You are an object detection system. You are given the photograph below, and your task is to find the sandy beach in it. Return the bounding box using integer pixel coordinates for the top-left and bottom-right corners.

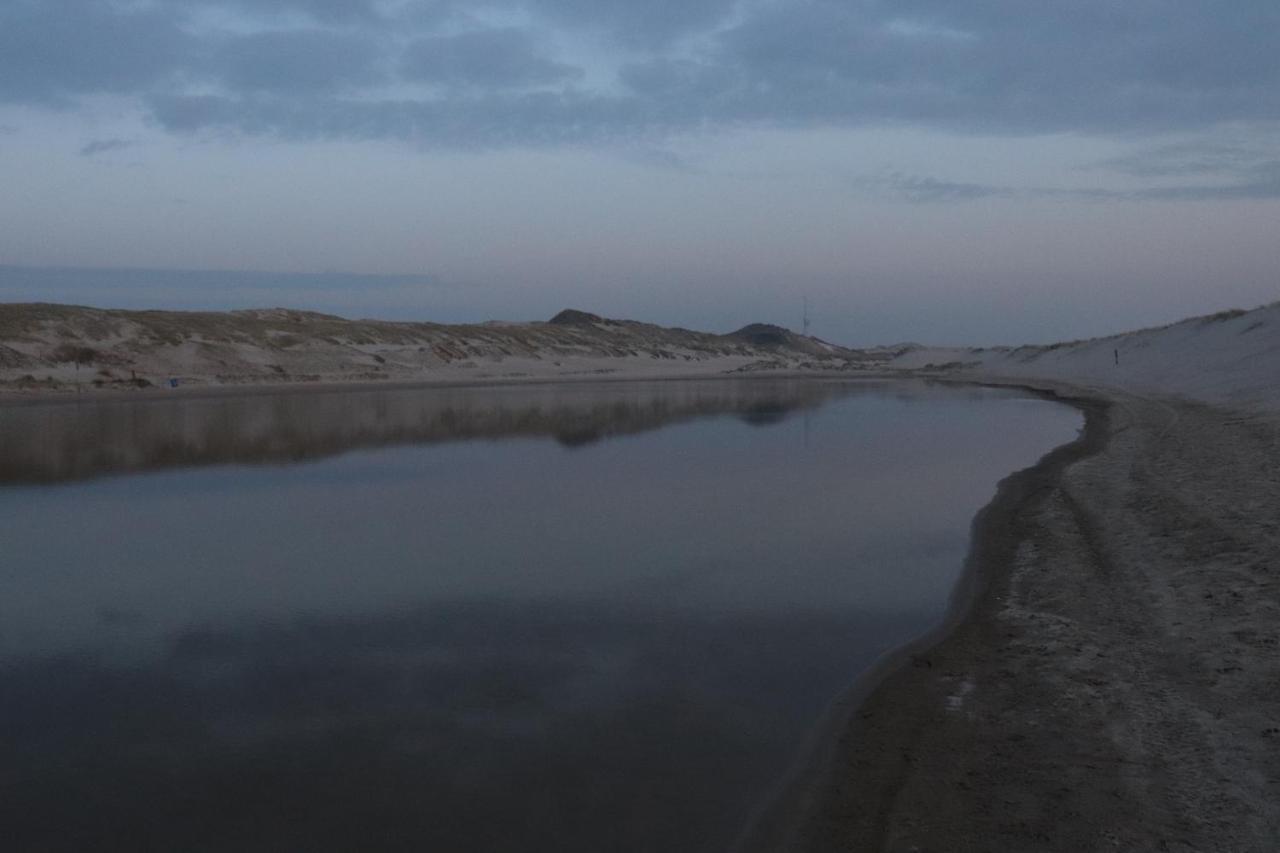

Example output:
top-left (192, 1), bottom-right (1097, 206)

top-left (752, 380), bottom-right (1280, 852)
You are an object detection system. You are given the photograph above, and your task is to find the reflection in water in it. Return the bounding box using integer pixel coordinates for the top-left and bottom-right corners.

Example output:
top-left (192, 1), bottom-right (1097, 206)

top-left (0, 379), bottom-right (1081, 852)
top-left (0, 379), bottom-right (859, 484)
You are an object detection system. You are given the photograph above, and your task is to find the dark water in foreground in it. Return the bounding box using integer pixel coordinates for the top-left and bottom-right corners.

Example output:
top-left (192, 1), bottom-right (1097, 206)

top-left (0, 379), bottom-right (1080, 852)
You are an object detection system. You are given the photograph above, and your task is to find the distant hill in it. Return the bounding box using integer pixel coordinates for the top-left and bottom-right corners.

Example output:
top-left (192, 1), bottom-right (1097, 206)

top-left (0, 304), bottom-right (872, 393)
top-left (725, 323), bottom-right (849, 358)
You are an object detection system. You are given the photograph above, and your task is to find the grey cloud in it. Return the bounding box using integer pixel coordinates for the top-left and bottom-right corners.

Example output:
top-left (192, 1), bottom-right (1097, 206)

top-left (1131, 163), bottom-right (1280, 201)
top-left (723, 4), bottom-right (973, 86)
top-left (269, 0), bottom-right (382, 21)
top-left (857, 173), bottom-right (1014, 203)
top-left (147, 91), bottom-right (651, 149)
top-left (402, 29), bottom-right (581, 89)
top-left (713, 0), bottom-right (1280, 134)
top-left (5, 0), bottom-right (1280, 154)
top-left (616, 147), bottom-right (699, 172)
top-left (211, 30), bottom-right (385, 94)
top-left (80, 138), bottom-right (134, 157)
top-left (1085, 136), bottom-right (1280, 198)
top-left (860, 165), bottom-right (1280, 204)
top-left (1096, 140), bottom-right (1280, 178)
top-left (526, 0), bottom-right (739, 46)
top-left (618, 59), bottom-right (744, 101)
top-left (169, 0), bottom-right (387, 24)
top-left (0, 0), bottom-right (188, 104)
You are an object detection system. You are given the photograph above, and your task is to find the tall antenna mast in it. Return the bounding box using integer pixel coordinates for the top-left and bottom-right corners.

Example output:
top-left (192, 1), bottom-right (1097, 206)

top-left (802, 295), bottom-right (811, 337)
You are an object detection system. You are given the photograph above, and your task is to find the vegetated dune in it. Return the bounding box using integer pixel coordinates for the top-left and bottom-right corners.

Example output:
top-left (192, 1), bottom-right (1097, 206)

top-left (4, 299), bottom-right (1277, 405)
top-left (888, 300), bottom-right (1280, 411)
top-left (0, 304), bottom-right (867, 392)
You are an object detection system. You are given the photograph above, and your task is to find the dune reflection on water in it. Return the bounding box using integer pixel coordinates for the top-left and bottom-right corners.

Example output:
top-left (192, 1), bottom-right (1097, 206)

top-left (0, 378), bottom-right (864, 484)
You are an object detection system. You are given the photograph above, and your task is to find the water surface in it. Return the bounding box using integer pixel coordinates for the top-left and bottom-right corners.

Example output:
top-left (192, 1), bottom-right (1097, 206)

top-left (0, 379), bottom-right (1079, 852)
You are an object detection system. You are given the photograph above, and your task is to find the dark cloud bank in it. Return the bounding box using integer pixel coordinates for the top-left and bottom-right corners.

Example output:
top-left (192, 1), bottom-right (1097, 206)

top-left (4, 1), bottom-right (1279, 187)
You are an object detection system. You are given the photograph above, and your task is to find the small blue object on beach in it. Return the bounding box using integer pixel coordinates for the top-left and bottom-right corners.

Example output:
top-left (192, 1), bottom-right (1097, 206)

top-left (169, 378), bottom-right (179, 388)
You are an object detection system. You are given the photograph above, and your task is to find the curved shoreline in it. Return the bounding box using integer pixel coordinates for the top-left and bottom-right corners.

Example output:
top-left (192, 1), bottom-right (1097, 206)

top-left (738, 384), bottom-right (1109, 852)
top-left (767, 381), bottom-right (1280, 851)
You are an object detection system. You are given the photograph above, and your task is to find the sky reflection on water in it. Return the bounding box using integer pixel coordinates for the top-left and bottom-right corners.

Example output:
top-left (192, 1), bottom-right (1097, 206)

top-left (0, 379), bottom-right (1080, 852)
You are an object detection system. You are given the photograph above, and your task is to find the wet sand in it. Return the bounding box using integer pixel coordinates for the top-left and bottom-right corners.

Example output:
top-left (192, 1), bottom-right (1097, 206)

top-left (757, 382), bottom-right (1280, 851)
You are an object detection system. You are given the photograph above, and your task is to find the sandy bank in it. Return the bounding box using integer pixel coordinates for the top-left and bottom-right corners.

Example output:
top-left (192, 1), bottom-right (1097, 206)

top-left (0, 303), bottom-right (867, 397)
top-left (767, 380), bottom-right (1280, 851)
top-left (892, 300), bottom-right (1280, 413)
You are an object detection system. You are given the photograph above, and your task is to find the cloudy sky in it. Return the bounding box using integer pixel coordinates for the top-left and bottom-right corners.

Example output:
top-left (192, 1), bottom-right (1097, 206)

top-left (1, 0), bottom-right (1277, 344)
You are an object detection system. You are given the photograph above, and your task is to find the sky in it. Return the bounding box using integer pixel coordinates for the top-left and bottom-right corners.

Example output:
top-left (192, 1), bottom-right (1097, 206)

top-left (0, 0), bottom-right (1278, 345)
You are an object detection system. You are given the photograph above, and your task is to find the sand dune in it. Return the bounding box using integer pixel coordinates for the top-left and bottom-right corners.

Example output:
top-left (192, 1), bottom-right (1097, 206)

top-left (890, 300), bottom-right (1280, 412)
top-left (4, 299), bottom-right (1275, 411)
top-left (0, 304), bottom-right (863, 393)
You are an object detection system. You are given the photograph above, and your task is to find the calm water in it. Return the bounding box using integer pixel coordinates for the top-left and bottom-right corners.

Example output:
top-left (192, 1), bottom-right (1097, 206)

top-left (0, 379), bottom-right (1080, 852)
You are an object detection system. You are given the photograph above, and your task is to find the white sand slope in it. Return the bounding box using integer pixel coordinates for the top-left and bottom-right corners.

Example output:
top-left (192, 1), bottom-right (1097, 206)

top-left (889, 301), bottom-right (1280, 412)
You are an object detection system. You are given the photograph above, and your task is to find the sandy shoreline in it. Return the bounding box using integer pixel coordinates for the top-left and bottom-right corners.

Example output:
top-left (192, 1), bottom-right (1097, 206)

top-left (758, 379), bottom-right (1280, 852)
top-left (0, 362), bottom-right (861, 408)
top-left (736, 382), bottom-right (1106, 852)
